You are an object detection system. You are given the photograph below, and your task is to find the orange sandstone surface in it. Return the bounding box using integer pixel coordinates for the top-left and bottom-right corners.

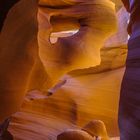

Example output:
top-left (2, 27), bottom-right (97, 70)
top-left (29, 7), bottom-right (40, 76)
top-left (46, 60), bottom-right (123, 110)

top-left (0, 0), bottom-right (128, 139)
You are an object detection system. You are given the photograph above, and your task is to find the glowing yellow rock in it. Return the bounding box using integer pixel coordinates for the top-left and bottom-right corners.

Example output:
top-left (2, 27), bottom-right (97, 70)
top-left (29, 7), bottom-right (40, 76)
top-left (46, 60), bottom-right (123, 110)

top-left (38, 0), bottom-right (117, 84)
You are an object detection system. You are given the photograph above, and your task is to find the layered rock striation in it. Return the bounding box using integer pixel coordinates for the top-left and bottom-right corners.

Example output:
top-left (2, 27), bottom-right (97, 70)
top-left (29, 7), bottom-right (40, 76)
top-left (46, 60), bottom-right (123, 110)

top-left (0, 0), bottom-right (129, 140)
top-left (0, 0), bottom-right (39, 122)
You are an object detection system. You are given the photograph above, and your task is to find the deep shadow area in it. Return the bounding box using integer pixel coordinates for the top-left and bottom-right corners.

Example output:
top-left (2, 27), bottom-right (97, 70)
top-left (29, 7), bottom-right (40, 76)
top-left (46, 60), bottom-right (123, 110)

top-left (0, 0), bottom-right (19, 31)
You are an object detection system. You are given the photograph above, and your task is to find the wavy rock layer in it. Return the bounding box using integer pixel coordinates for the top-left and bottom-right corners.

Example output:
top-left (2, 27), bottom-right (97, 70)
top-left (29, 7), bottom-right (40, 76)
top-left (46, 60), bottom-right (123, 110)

top-left (38, 0), bottom-right (117, 84)
top-left (0, 0), bottom-right (128, 140)
top-left (8, 45), bottom-right (127, 139)
top-left (119, 1), bottom-right (140, 139)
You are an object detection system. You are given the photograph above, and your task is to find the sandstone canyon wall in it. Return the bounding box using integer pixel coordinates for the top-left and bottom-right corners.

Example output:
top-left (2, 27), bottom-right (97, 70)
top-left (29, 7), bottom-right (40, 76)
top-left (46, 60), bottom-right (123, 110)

top-left (119, 0), bottom-right (140, 140)
top-left (0, 0), bottom-right (39, 122)
top-left (0, 0), bottom-right (130, 140)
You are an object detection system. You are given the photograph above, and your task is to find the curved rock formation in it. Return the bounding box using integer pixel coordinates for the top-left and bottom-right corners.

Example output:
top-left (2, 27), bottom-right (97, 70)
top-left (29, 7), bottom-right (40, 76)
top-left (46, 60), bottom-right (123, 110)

top-left (39, 0), bottom-right (86, 7)
top-left (0, 0), bottom-right (117, 123)
top-left (119, 0), bottom-right (140, 140)
top-left (57, 129), bottom-right (93, 140)
top-left (0, 0), bottom-right (129, 139)
top-left (8, 45), bottom-right (127, 139)
top-left (38, 0), bottom-right (117, 84)
top-left (104, 7), bottom-right (129, 48)
top-left (0, 0), bottom-right (38, 122)
top-left (82, 120), bottom-right (109, 140)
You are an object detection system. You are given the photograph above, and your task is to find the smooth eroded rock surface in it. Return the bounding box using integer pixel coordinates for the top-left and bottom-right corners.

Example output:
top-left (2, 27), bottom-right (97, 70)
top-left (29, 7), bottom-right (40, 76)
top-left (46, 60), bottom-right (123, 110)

top-left (82, 120), bottom-right (109, 140)
top-left (9, 45), bottom-right (127, 139)
top-left (57, 129), bottom-right (93, 140)
top-left (0, 0), bottom-right (129, 140)
top-left (0, 0), bottom-right (38, 122)
top-left (38, 0), bottom-right (117, 84)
